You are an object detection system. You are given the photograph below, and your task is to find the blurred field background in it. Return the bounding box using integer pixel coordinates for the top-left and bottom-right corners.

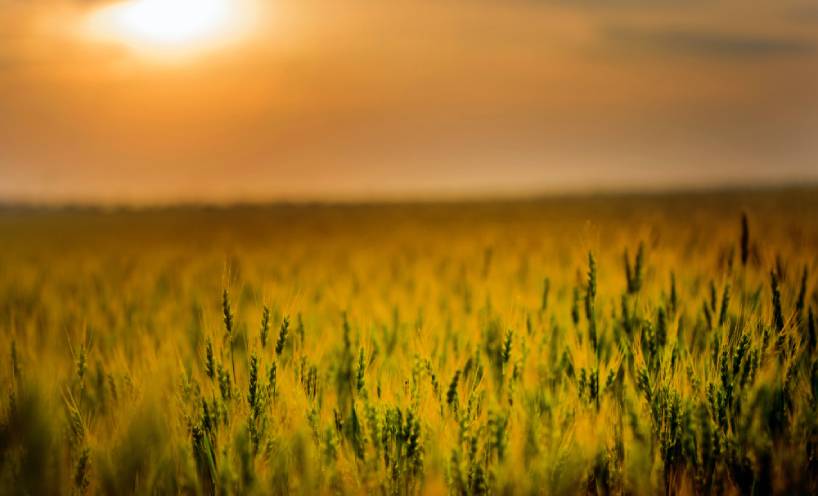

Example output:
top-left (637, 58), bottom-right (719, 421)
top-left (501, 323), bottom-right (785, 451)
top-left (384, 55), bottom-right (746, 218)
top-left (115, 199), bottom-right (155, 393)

top-left (1, 188), bottom-right (818, 494)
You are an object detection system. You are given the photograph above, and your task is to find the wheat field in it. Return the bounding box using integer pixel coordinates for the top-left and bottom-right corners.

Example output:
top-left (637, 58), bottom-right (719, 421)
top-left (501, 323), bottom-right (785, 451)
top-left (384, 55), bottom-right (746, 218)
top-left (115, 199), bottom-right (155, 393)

top-left (1, 189), bottom-right (817, 495)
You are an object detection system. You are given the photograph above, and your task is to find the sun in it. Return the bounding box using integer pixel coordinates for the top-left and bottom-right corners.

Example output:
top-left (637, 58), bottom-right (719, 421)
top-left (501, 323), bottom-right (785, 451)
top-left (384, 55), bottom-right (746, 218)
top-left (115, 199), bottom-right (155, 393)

top-left (85, 0), bottom-right (255, 58)
top-left (110, 0), bottom-right (229, 45)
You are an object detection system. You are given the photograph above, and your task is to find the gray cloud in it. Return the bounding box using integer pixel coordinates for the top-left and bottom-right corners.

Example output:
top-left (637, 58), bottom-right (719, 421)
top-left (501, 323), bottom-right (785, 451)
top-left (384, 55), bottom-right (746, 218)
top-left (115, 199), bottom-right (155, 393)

top-left (790, 4), bottom-right (818, 23)
top-left (605, 26), bottom-right (817, 57)
top-left (545, 0), bottom-right (704, 6)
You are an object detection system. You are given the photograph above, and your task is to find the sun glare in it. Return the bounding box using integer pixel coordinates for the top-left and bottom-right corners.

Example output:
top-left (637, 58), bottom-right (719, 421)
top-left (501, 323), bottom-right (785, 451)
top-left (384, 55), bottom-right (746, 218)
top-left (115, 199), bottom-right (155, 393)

top-left (114, 0), bottom-right (228, 44)
top-left (86, 0), bottom-right (255, 58)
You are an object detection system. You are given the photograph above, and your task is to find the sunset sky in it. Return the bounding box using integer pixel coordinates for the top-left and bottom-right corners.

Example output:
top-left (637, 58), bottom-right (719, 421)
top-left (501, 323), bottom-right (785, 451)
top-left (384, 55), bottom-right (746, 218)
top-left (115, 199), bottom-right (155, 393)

top-left (1, 0), bottom-right (817, 203)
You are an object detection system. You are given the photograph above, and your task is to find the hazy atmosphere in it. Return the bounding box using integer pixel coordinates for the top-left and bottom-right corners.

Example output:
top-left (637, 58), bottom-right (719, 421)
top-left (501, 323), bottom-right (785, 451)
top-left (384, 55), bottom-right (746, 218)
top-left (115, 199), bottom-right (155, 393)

top-left (2, 0), bottom-right (817, 203)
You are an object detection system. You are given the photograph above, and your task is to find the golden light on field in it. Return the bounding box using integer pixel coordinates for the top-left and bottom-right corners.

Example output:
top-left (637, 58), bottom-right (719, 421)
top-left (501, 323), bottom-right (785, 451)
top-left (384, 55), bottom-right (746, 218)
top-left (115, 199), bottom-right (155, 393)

top-left (85, 0), bottom-right (254, 58)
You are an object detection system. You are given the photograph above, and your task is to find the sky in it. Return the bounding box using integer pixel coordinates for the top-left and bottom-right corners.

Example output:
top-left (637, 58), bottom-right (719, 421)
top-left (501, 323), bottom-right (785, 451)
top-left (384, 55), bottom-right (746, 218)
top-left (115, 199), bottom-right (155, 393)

top-left (1, 0), bottom-right (817, 203)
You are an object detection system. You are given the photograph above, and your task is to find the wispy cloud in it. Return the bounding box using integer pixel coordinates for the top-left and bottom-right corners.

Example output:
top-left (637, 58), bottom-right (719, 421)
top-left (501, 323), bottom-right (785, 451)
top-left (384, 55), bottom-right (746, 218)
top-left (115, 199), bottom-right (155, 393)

top-left (789, 4), bottom-right (818, 23)
top-left (605, 25), bottom-right (817, 57)
top-left (545, 0), bottom-right (706, 7)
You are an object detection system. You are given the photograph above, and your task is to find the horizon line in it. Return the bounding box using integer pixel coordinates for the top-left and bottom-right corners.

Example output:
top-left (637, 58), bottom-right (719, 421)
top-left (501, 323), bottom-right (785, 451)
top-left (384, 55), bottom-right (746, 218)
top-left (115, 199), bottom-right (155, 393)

top-left (1, 181), bottom-right (817, 212)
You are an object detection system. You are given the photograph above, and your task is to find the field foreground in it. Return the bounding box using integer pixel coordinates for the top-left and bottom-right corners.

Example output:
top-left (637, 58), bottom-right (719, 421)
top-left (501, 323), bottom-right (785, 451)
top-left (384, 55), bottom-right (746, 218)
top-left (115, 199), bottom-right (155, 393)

top-left (1, 189), bottom-right (818, 494)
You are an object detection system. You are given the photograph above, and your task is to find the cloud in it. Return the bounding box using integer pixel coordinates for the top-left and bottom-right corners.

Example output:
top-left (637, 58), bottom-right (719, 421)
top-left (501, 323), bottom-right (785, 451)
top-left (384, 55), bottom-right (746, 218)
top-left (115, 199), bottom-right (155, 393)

top-left (605, 26), bottom-right (817, 57)
top-left (545, 0), bottom-right (704, 7)
top-left (790, 4), bottom-right (818, 22)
